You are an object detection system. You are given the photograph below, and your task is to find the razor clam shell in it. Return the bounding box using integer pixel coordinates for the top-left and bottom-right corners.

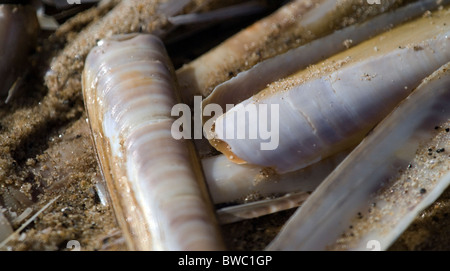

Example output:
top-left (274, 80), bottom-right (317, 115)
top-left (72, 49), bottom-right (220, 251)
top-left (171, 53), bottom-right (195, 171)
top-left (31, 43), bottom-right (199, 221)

top-left (177, 0), bottom-right (404, 105)
top-left (0, 4), bottom-right (39, 102)
top-left (168, 1), bottom-right (266, 26)
top-left (203, 0), bottom-right (448, 111)
top-left (213, 8), bottom-right (450, 173)
top-left (203, 150), bottom-right (349, 204)
top-left (267, 61), bottom-right (450, 251)
top-left (217, 192), bottom-right (310, 224)
top-left (42, 0), bottom-right (101, 9)
top-left (83, 33), bottom-right (224, 250)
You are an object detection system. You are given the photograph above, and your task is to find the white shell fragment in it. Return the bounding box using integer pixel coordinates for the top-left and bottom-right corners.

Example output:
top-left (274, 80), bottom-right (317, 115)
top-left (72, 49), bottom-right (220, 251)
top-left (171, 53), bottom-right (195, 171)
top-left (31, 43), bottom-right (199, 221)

top-left (212, 7), bottom-right (450, 173)
top-left (267, 62), bottom-right (450, 251)
top-left (82, 34), bottom-right (224, 250)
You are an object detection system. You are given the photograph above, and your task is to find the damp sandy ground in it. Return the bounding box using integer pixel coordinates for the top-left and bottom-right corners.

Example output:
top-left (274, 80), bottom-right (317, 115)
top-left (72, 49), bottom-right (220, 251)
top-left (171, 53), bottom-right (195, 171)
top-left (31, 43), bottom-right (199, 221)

top-left (0, 0), bottom-right (449, 251)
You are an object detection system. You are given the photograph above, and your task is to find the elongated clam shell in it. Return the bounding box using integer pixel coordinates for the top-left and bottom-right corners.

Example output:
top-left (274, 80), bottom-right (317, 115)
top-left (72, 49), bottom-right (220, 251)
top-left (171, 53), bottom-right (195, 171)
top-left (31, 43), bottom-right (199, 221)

top-left (267, 62), bottom-right (450, 251)
top-left (217, 192), bottom-right (310, 224)
top-left (212, 7), bottom-right (450, 173)
top-left (0, 4), bottom-right (39, 102)
top-left (177, 0), bottom-right (404, 105)
top-left (167, 1), bottom-right (267, 26)
top-left (203, 0), bottom-right (448, 112)
top-left (83, 34), bottom-right (224, 251)
top-left (203, 150), bottom-right (349, 204)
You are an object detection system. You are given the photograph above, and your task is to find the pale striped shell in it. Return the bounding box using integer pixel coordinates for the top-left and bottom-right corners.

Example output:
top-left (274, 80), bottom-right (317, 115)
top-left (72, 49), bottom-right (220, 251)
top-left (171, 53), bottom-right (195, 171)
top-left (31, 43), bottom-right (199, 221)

top-left (212, 8), bottom-right (450, 173)
top-left (83, 34), bottom-right (224, 250)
